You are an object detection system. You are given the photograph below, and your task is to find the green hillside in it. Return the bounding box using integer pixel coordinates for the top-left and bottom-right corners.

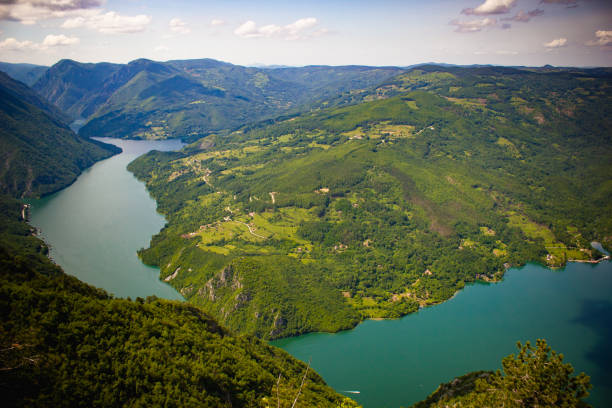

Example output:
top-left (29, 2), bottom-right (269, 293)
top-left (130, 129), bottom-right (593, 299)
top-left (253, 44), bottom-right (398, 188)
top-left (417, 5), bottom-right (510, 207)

top-left (411, 340), bottom-right (591, 408)
top-left (33, 59), bottom-right (122, 119)
top-left (34, 58), bottom-right (404, 142)
top-left (0, 72), bottom-right (119, 198)
top-left (0, 62), bottom-right (48, 87)
top-left (0, 195), bottom-right (357, 407)
top-left (128, 66), bottom-right (612, 339)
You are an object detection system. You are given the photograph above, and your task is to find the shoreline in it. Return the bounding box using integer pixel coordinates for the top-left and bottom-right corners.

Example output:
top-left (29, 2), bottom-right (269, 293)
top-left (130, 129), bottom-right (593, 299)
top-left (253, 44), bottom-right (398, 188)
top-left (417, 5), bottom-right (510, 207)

top-left (271, 256), bottom-right (612, 341)
top-left (567, 256), bottom-right (610, 264)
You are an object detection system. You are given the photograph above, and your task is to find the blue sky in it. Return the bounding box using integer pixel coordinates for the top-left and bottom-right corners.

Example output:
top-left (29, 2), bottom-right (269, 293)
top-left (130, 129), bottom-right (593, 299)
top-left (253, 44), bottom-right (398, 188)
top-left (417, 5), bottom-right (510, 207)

top-left (0, 0), bottom-right (610, 67)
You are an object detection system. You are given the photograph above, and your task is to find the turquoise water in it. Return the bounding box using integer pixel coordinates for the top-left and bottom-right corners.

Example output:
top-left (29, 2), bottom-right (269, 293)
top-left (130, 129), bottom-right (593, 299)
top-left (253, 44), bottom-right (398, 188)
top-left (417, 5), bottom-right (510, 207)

top-left (26, 137), bottom-right (612, 407)
top-left (273, 261), bottom-right (612, 407)
top-left (28, 138), bottom-right (184, 300)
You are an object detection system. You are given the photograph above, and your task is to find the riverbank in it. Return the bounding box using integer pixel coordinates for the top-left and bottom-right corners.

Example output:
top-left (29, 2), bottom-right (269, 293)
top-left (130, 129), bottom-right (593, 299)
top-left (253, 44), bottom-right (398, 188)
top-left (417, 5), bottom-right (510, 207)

top-left (27, 138), bottom-right (184, 300)
top-left (349, 254), bottom-right (609, 335)
top-left (273, 259), bottom-right (612, 407)
top-left (25, 135), bottom-right (611, 407)
top-left (568, 256), bottom-right (611, 264)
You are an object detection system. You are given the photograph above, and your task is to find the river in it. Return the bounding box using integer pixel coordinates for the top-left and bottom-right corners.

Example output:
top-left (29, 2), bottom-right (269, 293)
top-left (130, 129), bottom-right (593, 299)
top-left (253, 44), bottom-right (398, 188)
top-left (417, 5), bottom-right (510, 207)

top-left (273, 260), bottom-right (612, 407)
top-left (28, 137), bottom-right (612, 407)
top-left (28, 138), bottom-right (184, 300)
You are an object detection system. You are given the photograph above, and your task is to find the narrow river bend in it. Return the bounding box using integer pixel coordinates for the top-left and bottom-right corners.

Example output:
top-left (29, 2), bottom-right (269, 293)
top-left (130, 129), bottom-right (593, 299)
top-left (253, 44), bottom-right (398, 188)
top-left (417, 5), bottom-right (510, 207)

top-left (28, 138), bottom-right (184, 300)
top-left (28, 137), bottom-right (612, 407)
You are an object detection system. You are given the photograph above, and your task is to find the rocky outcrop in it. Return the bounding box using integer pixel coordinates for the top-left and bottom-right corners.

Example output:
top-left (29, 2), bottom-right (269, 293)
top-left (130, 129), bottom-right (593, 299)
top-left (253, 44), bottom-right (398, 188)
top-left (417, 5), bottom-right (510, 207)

top-left (200, 265), bottom-right (244, 303)
top-left (269, 311), bottom-right (287, 338)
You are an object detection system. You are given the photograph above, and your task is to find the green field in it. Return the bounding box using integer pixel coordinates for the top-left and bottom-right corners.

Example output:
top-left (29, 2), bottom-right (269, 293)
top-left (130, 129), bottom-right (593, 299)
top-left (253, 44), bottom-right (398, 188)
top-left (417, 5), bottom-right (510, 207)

top-left (129, 65), bottom-right (612, 339)
top-left (0, 195), bottom-right (356, 407)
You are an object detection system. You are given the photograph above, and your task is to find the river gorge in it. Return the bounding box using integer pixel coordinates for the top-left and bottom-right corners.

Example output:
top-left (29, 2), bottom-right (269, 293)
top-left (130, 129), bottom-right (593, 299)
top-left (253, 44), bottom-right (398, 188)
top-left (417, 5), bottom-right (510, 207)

top-left (28, 138), bottom-right (612, 407)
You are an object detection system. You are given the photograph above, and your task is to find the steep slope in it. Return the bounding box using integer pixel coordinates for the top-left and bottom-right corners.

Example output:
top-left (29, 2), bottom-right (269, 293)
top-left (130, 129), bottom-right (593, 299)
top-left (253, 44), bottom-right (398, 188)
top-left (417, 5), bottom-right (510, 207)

top-left (0, 62), bottom-right (48, 87)
top-left (168, 58), bottom-right (307, 104)
top-left (33, 59), bottom-right (122, 119)
top-left (0, 72), bottom-right (120, 197)
top-left (0, 71), bottom-right (68, 124)
top-left (265, 65), bottom-right (405, 104)
top-left (35, 58), bottom-right (406, 142)
top-left (0, 195), bottom-right (356, 407)
top-left (79, 59), bottom-right (278, 141)
top-left (128, 66), bottom-right (612, 339)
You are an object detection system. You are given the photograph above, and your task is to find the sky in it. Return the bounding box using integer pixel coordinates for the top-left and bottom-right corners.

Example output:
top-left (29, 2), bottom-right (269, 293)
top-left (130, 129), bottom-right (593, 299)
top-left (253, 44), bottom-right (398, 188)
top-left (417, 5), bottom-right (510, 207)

top-left (0, 0), bottom-right (610, 67)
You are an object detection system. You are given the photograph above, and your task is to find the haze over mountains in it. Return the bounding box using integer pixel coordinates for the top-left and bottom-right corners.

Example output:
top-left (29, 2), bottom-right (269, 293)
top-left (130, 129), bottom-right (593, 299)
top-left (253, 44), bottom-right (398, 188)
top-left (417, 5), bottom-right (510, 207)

top-left (23, 58), bottom-right (403, 142)
top-left (0, 56), bottom-right (609, 407)
top-left (0, 62), bottom-right (47, 87)
top-left (127, 63), bottom-right (612, 339)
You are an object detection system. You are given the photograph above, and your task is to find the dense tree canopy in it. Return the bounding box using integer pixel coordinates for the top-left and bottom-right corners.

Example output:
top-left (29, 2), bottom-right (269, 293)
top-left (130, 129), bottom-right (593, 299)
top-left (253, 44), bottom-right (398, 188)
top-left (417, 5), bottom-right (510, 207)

top-left (128, 66), bottom-right (612, 339)
top-left (412, 339), bottom-right (592, 408)
top-left (0, 195), bottom-right (355, 407)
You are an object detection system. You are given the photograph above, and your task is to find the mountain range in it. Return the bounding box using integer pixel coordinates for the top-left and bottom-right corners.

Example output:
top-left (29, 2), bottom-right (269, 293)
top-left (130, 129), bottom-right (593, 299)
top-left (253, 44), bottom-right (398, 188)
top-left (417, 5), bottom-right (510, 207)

top-left (128, 64), bottom-right (612, 339)
top-left (0, 57), bottom-right (607, 407)
top-left (25, 58), bottom-right (404, 142)
top-left (0, 72), bottom-right (119, 198)
top-left (0, 62), bottom-right (47, 87)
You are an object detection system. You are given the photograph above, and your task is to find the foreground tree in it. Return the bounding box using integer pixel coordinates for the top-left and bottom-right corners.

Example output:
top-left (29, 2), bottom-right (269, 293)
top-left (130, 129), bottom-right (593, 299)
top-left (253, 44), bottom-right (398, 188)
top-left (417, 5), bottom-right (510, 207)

top-left (413, 339), bottom-right (592, 408)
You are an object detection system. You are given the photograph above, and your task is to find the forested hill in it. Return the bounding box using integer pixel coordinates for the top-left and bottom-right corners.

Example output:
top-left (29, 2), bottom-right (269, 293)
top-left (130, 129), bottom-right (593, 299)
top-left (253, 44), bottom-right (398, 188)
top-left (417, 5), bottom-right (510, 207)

top-left (410, 340), bottom-right (591, 408)
top-left (33, 58), bottom-right (404, 142)
top-left (0, 62), bottom-right (48, 87)
top-left (0, 195), bottom-right (356, 407)
top-left (0, 72), bottom-right (120, 198)
top-left (128, 65), bottom-right (612, 339)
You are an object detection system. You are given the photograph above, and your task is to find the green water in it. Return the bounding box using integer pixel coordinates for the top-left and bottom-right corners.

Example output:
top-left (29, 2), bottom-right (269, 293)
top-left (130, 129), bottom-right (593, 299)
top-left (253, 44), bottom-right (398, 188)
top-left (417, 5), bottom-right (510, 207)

top-left (273, 261), bottom-right (612, 407)
top-left (26, 137), bottom-right (612, 407)
top-left (28, 138), bottom-right (184, 300)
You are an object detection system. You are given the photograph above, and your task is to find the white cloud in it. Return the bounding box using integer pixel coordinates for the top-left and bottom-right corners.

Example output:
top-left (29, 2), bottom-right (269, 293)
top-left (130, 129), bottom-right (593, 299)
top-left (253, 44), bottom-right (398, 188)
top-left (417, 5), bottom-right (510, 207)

top-left (450, 17), bottom-right (498, 33)
top-left (62, 10), bottom-right (151, 34)
top-left (211, 19), bottom-right (225, 26)
top-left (42, 33), bottom-right (79, 46)
top-left (586, 30), bottom-right (612, 47)
top-left (234, 17), bottom-right (325, 40)
top-left (1, 1), bottom-right (151, 35)
top-left (284, 17), bottom-right (317, 39)
top-left (169, 17), bottom-right (190, 35)
top-left (502, 9), bottom-right (544, 23)
top-left (235, 20), bottom-right (275, 38)
top-left (0, 0), bottom-right (102, 24)
top-left (462, 0), bottom-right (516, 16)
top-left (234, 21), bottom-right (257, 37)
top-left (312, 28), bottom-right (331, 37)
top-left (473, 49), bottom-right (518, 55)
top-left (544, 37), bottom-right (568, 48)
top-left (0, 37), bottom-right (36, 50)
top-left (540, 0), bottom-right (578, 4)
top-left (155, 45), bottom-right (169, 52)
top-left (496, 50), bottom-right (518, 55)
top-left (0, 33), bottom-right (80, 51)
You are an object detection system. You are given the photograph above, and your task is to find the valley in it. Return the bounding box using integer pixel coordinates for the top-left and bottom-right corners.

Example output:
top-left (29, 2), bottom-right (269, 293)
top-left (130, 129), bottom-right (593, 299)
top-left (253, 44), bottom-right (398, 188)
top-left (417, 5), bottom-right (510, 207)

top-left (1, 57), bottom-right (610, 408)
top-left (127, 66), bottom-right (612, 340)
top-left (27, 138), bottom-right (184, 300)
top-left (32, 58), bottom-right (405, 143)
top-left (2, 0), bottom-right (612, 403)
top-left (0, 72), bottom-right (120, 198)
top-left (20, 132), bottom-right (612, 406)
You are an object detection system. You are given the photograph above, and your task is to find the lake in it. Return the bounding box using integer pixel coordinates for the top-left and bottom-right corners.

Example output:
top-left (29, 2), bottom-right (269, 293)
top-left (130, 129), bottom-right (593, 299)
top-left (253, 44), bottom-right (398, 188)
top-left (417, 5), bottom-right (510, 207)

top-left (28, 137), bottom-right (611, 407)
top-left (273, 260), bottom-right (612, 407)
top-left (28, 138), bottom-right (184, 300)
